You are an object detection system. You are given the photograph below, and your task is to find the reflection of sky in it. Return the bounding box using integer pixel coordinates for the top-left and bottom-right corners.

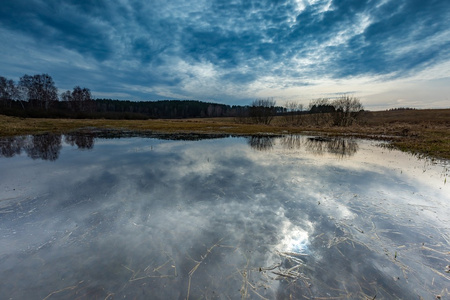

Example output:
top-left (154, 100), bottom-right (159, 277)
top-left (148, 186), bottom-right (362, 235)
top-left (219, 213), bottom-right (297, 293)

top-left (277, 218), bottom-right (311, 254)
top-left (0, 135), bottom-right (449, 299)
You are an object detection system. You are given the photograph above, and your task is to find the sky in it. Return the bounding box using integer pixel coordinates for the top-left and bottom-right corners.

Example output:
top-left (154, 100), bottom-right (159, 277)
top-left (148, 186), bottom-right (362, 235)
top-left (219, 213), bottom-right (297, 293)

top-left (1, 0), bottom-right (449, 110)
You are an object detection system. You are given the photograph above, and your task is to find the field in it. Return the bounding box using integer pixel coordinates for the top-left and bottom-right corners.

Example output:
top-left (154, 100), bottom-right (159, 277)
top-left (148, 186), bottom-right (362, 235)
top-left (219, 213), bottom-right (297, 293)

top-left (1, 109), bottom-right (449, 159)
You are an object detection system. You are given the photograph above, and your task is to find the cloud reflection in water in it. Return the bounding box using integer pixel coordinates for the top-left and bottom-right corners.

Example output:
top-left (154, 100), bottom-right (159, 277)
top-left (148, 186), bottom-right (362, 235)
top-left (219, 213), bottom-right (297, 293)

top-left (277, 219), bottom-right (311, 255)
top-left (0, 134), bottom-right (449, 299)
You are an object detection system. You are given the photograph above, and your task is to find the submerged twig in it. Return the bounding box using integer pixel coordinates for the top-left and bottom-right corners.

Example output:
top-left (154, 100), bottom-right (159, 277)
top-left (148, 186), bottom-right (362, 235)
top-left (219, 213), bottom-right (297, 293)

top-left (42, 281), bottom-right (84, 300)
top-left (259, 262), bottom-right (282, 272)
top-left (186, 238), bottom-right (224, 300)
top-left (122, 253), bottom-right (177, 284)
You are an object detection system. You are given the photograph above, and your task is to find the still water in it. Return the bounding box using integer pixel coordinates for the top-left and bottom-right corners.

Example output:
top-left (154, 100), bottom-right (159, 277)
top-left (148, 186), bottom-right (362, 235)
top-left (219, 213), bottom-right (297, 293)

top-left (0, 133), bottom-right (449, 299)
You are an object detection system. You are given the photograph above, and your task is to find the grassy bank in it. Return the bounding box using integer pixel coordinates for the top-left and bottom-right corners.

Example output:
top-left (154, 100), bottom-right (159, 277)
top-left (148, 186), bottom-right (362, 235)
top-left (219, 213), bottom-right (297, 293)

top-left (1, 110), bottom-right (449, 160)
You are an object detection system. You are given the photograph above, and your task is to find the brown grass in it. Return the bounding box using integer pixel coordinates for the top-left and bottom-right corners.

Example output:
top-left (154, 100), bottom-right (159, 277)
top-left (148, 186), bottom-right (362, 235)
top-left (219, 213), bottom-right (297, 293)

top-left (1, 109), bottom-right (449, 159)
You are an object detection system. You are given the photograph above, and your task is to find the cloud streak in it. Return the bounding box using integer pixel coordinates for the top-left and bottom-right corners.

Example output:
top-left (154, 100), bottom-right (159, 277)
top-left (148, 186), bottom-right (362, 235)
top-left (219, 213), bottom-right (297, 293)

top-left (0, 0), bottom-right (449, 108)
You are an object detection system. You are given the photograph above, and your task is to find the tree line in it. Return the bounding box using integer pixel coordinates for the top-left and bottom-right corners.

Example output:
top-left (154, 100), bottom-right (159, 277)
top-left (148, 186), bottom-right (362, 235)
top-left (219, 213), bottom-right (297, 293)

top-left (246, 96), bottom-right (364, 127)
top-left (1, 73), bottom-right (364, 126)
top-left (94, 99), bottom-right (248, 119)
top-left (0, 73), bottom-right (248, 119)
top-left (0, 74), bottom-right (95, 115)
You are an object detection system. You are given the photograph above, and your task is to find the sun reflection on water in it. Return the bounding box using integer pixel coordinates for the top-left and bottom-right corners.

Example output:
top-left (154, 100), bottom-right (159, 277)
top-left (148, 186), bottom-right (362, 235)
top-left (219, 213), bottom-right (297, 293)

top-left (276, 220), bottom-right (311, 254)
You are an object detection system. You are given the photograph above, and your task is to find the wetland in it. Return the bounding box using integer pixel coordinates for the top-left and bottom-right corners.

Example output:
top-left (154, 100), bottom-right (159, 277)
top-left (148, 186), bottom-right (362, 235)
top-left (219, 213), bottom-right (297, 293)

top-left (0, 133), bottom-right (449, 299)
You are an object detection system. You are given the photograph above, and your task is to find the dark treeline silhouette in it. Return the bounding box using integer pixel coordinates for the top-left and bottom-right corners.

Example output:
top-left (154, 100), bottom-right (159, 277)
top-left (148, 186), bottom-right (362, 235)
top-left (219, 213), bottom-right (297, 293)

top-left (1, 97), bottom-right (249, 120)
top-left (1, 73), bottom-right (363, 124)
top-left (248, 98), bottom-right (278, 125)
top-left (0, 73), bottom-right (251, 119)
top-left (387, 107), bottom-right (417, 111)
top-left (94, 99), bottom-right (247, 119)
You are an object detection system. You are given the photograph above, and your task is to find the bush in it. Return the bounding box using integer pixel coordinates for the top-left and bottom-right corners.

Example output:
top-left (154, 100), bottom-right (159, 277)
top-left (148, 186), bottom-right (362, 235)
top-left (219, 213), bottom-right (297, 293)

top-left (331, 96), bottom-right (364, 126)
top-left (249, 98), bottom-right (276, 125)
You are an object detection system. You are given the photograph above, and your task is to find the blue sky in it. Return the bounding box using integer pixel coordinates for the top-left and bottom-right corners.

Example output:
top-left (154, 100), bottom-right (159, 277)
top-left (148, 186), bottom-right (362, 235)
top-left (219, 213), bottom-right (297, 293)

top-left (1, 0), bottom-right (449, 110)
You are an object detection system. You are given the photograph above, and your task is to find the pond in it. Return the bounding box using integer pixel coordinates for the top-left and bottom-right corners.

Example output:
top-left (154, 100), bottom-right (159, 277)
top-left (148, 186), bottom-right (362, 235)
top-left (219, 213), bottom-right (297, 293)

top-left (0, 133), bottom-right (449, 299)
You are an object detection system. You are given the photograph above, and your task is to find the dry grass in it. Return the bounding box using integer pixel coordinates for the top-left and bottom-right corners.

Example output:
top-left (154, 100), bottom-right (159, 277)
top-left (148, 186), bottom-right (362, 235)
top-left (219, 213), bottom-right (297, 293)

top-left (1, 109), bottom-right (449, 159)
top-left (0, 115), bottom-right (288, 136)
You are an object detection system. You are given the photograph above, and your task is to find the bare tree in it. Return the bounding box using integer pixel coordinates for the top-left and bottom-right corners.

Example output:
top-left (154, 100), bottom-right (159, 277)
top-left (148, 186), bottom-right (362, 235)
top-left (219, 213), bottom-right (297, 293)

top-left (308, 98), bottom-right (335, 113)
top-left (308, 98), bottom-right (335, 126)
top-left (0, 76), bottom-right (19, 108)
top-left (284, 101), bottom-right (303, 125)
top-left (19, 74), bottom-right (58, 110)
top-left (249, 98), bottom-right (277, 125)
top-left (62, 86), bottom-right (93, 112)
top-left (331, 95), bottom-right (364, 126)
top-left (18, 74), bottom-right (33, 99)
top-left (60, 90), bottom-right (72, 102)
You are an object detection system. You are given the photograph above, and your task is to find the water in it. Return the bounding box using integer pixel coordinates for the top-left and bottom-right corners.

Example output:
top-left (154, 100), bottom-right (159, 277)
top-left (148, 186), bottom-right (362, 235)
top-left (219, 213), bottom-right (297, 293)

top-left (0, 133), bottom-right (449, 299)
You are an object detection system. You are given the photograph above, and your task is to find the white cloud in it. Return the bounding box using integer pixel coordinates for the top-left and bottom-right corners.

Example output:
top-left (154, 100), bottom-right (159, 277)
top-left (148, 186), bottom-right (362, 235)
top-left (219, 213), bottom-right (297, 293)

top-left (1, 0), bottom-right (449, 108)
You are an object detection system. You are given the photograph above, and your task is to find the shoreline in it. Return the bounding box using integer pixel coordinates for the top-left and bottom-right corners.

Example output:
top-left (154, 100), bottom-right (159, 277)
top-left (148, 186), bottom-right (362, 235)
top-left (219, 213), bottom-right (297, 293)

top-left (1, 114), bottom-right (449, 160)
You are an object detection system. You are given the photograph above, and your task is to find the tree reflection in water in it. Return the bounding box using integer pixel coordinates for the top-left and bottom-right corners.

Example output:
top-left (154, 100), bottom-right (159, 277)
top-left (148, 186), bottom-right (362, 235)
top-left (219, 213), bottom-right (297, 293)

top-left (64, 133), bottom-right (95, 150)
top-left (25, 133), bottom-right (62, 161)
top-left (247, 136), bottom-right (277, 151)
top-left (247, 135), bottom-right (358, 157)
top-left (0, 133), bottom-right (449, 299)
top-left (279, 134), bottom-right (303, 150)
top-left (0, 136), bottom-right (27, 158)
top-left (0, 132), bottom-right (227, 160)
top-left (0, 133), bottom-right (94, 161)
top-left (305, 136), bottom-right (358, 157)
top-left (1, 134), bottom-right (359, 160)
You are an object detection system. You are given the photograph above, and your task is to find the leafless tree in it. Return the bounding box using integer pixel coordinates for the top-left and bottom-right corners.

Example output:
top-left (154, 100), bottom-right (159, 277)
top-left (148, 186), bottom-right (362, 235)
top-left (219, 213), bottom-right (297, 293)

top-left (19, 74), bottom-right (58, 110)
top-left (62, 86), bottom-right (94, 112)
top-left (306, 96), bottom-right (364, 126)
top-left (307, 98), bottom-right (335, 126)
top-left (0, 76), bottom-right (19, 108)
top-left (249, 98), bottom-right (277, 125)
top-left (331, 95), bottom-right (364, 126)
top-left (283, 101), bottom-right (304, 125)
top-left (60, 90), bottom-right (72, 102)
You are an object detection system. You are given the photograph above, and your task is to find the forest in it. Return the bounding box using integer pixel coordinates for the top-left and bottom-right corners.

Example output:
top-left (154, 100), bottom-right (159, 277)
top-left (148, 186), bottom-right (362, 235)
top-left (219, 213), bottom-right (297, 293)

top-left (1, 73), bottom-right (363, 127)
top-left (0, 73), bottom-right (263, 119)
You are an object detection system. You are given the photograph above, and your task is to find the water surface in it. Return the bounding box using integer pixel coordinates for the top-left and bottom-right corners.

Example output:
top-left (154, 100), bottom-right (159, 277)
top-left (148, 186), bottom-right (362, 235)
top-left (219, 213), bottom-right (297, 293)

top-left (0, 133), bottom-right (449, 299)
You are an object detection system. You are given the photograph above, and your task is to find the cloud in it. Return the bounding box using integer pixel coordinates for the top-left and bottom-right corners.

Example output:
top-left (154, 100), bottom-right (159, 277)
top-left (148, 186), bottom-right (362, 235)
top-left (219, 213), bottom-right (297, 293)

top-left (0, 0), bottom-right (449, 106)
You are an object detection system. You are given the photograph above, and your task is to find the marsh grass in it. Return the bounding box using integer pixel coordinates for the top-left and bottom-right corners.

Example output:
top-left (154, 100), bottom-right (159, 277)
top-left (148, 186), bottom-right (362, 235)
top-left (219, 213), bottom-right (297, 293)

top-left (1, 109), bottom-right (449, 159)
